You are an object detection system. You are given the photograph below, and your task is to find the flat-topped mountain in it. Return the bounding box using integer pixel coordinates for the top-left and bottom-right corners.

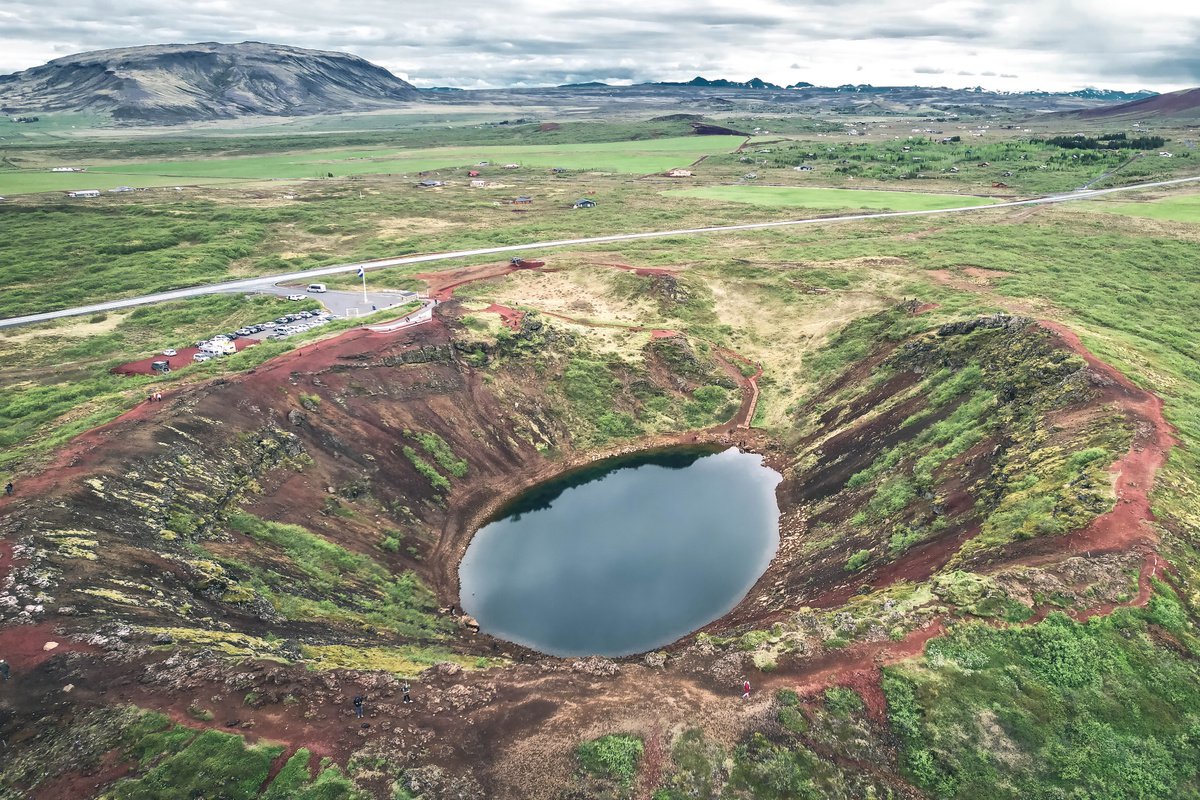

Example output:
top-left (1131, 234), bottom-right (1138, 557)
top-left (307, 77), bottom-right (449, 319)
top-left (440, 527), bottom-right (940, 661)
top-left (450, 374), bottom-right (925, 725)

top-left (0, 41), bottom-right (419, 123)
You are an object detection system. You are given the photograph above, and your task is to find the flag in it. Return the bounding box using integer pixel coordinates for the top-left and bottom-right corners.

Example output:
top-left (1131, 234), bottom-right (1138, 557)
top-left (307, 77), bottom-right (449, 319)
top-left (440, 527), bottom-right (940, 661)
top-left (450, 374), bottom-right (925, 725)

top-left (357, 266), bottom-right (365, 279)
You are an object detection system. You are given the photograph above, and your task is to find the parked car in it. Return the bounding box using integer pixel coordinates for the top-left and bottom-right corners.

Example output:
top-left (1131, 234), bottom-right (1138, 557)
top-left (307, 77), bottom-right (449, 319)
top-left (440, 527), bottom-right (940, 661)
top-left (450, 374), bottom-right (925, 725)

top-left (307, 283), bottom-right (327, 293)
top-left (236, 328), bottom-right (252, 336)
top-left (162, 348), bottom-right (177, 357)
top-left (151, 360), bottom-right (171, 373)
top-left (193, 353), bottom-right (212, 363)
top-left (287, 293), bottom-right (307, 301)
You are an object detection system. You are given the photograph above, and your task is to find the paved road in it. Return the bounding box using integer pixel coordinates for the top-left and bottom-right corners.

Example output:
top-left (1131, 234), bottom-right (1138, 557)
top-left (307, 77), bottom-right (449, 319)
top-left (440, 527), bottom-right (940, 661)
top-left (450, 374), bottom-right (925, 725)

top-left (3, 174), bottom-right (1199, 329)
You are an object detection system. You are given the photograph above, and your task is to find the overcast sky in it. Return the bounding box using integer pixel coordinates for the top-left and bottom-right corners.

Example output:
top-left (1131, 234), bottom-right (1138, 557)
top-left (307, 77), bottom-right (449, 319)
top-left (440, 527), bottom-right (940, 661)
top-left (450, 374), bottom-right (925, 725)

top-left (3, 0), bottom-right (1199, 92)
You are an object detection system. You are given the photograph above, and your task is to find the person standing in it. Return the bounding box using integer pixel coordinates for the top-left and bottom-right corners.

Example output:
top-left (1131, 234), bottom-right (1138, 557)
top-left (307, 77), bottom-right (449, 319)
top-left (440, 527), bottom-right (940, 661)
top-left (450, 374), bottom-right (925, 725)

top-left (4, 482), bottom-right (12, 497)
top-left (353, 695), bottom-right (364, 719)
top-left (741, 680), bottom-right (751, 700)
top-left (0, 659), bottom-right (10, 682)
top-left (401, 682), bottom-right (413, 704)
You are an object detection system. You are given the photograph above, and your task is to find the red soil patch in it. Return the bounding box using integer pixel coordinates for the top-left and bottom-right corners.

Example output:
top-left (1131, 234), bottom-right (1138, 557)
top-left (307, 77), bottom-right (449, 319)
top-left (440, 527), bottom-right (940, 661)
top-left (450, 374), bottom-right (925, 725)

top-left (911, 302), bottom-right (939, 315)
top-left (0, 622), bottom-right (100, 671)
top-left (649, 329), bottom-right (680, 339)
top-left (111, 338), bottom-right (257, 376)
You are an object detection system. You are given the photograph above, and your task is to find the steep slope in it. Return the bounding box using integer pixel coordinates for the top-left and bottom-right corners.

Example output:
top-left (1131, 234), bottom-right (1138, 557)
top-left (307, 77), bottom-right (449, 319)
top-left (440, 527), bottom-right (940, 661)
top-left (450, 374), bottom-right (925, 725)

top-left (0, 41), bottom-right (419, 123)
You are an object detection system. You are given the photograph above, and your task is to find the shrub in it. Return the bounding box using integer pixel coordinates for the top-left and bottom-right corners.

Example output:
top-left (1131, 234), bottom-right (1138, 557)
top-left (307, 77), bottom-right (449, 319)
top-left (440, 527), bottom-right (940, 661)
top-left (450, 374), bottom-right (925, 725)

top-left (844, 549), bottom-right (871, 572)
top-left (577, 734), bottom-right (644, 787)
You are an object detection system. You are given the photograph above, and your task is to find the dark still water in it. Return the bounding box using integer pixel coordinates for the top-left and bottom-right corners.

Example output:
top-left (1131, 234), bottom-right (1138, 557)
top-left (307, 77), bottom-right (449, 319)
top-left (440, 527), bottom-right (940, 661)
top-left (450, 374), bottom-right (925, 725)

top-left (458, 447), bottom-right (782, 657)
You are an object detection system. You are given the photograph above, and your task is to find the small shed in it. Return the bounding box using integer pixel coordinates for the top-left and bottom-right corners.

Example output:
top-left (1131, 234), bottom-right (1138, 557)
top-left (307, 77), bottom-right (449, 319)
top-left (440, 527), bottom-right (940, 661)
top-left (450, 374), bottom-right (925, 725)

top-left (666, 168), bottom-right (693, 177)
top-left (467, 170), bottom-right (481, 177)
top-left (573, 198), bottom-right (597, 208)
top-left (418, 179), bottom-right (444, 188)
top-left (67, 190), bottom-right (100, 198)
top-left (514, 196), bottom-right (533, 204)
top-left (469, 179), bottom-right (488, 188)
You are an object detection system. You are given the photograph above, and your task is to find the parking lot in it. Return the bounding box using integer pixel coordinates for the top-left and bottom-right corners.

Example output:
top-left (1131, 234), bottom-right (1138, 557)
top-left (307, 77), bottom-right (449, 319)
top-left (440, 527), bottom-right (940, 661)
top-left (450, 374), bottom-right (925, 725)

top-left (110, 285), bottom-right (428, 377)
top-left (255, 283), bottom-right (422, 318)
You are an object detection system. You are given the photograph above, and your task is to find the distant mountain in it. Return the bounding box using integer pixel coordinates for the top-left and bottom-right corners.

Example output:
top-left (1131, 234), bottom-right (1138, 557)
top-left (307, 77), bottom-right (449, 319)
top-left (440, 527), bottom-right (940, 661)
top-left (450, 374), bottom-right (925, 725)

top-left (655, 76), bottom-right (786, 90)
top-left (0, 41), bottom-right (419, 123)
top-left (1072, 86), bottom-right (1200, 119)
top-left (1058, 87), bottom-right (1157, 102)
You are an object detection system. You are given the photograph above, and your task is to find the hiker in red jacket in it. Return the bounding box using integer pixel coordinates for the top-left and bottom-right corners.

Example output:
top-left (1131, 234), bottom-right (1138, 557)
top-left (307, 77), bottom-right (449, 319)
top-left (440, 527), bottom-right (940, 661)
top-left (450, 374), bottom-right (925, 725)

top-left (742, 680), bottom-right (751, 700)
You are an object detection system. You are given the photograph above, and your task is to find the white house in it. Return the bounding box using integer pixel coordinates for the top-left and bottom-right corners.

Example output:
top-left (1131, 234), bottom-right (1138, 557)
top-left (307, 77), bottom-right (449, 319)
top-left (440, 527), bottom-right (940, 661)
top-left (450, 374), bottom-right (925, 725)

top-left (1160, 152), bottom-right (1173, 157)
top-left (469, 179), bottom-right (488, 188)
top-left (67, 190), bottom-right (100, 198)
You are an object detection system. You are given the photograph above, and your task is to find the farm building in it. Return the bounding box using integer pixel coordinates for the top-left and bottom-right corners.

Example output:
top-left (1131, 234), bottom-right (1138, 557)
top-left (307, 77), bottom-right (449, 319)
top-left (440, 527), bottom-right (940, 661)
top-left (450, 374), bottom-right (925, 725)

top-left (793, 165), bottom-right (814, 172)
top-left (470, 179), bottom-right (488, 188)
top-left (666, 168), bottom-right (693, 177)
top-left (573, 198), bottom-right (597, 208)
top-left (418, 179), bottom-right (444, 188)
top-left (67, 190), bottom-right (100, 198)
top-left (467, 170), bottom-right (480, 177)
top-left (502, 163), bottom-right (520, 169)
top-left (51, 166), bottom-right (85, 172)
top-left (514, 196), bottom-right (533, 204)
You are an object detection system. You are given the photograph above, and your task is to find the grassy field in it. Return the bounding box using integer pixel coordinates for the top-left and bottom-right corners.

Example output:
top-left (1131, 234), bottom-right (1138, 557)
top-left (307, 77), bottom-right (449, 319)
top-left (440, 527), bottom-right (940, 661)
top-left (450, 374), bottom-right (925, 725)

top-left (665, 185), bottom-right (999, 211)
top-left (1, 135), bottom-right (744, 195)
top-left (1086, 192), bottom-right (1200, 223)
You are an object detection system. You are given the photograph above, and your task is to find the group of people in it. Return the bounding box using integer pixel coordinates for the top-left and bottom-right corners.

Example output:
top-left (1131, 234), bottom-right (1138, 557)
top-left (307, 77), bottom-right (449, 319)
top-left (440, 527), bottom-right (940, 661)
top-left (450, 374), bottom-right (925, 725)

top-left (146, 391), bottom-right (164, 402)
top-left (353, 682), bottom-right (413, 719)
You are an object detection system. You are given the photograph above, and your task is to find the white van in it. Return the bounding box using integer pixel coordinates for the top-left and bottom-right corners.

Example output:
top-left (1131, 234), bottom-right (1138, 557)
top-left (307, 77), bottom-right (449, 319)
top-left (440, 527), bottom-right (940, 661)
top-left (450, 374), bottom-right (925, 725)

top-left (307, 283), bottom-right (327, 293)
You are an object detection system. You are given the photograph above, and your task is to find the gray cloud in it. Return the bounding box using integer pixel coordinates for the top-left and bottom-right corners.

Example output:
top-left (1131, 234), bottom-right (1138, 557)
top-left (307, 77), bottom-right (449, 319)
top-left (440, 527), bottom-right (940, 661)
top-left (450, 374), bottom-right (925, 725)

top-left (0, 0), bottom-right (1197, 91)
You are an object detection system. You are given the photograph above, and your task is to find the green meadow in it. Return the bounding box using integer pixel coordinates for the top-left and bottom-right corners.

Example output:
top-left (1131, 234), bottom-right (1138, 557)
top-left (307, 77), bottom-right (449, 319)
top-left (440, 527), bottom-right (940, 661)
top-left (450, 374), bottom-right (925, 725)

top-left (665, 185), bottom-right (1000, 211)
top-left (2, 135), bottom-right (744, 195)
top-left (1086, 192), bottom-right (1200, 223)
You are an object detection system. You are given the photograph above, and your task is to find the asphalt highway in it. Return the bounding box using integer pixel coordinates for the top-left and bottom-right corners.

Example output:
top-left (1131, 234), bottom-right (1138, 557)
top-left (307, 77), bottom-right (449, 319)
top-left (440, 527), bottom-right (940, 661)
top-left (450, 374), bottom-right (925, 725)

top-left (3, 174), bottom-right (1198, 329)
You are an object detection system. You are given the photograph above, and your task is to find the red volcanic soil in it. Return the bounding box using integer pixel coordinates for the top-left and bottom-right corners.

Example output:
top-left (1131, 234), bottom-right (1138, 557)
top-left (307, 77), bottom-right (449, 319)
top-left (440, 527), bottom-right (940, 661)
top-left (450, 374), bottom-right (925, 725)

top-left (0, 622), bottom-right (99, 671)
top-left (1021, 322), bottom-right (1176, 565)
top-left (112, 338), bottom-right (257, 376)
top-left (415, 260), bottom-right (541, 302)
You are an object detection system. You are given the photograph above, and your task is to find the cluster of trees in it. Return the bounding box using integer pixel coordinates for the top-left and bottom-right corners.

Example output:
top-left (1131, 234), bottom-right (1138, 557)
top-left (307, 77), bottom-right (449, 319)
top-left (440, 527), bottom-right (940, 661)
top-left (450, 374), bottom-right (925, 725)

top-left (1035, 133), bottom-right (1167, 150)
